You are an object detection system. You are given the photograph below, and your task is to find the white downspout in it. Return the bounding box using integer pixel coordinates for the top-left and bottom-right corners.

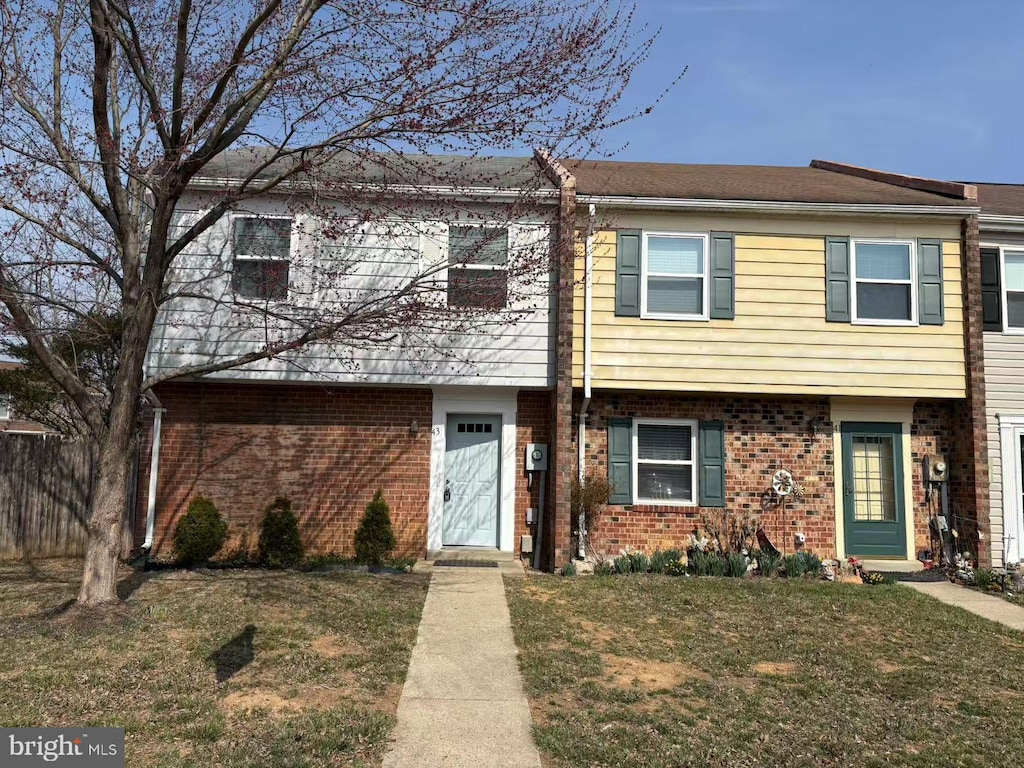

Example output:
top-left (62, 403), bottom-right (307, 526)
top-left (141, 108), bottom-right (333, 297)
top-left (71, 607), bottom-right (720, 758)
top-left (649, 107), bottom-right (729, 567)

top-left (142, 391), bottom-right (166, 552)
top-left (577, 203), bottom-right (596, 558)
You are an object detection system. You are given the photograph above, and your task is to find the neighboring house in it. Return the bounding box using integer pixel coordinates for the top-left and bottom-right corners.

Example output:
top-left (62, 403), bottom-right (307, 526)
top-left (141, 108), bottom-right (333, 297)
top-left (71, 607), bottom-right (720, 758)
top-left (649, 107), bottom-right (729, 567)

top-left (136, 152), bottom-right (575, 561)
top-left (0, 362), bottom-right (49, 434)
top-left (558, 159), bottom-right (988, 569)
top-left (974, 183), bottom-right (1024, 568)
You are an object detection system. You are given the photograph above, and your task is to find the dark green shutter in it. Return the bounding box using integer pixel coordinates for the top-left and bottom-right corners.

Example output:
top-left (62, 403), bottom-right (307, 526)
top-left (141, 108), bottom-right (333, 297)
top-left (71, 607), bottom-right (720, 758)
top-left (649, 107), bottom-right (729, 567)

top-left (709, 232), bottom-right (735, 320)
top-left (698, 420), bottom-right (725, 508)
top-left (981, 246), bottom-right (1003, 331)
top-left (917, 239), bottom-right (944, 326)
top-left (607, 418), bottom-right (633, 504)
top-left (615, 231), bottom-right (641, 317)
top-left (825, 236), bottom-right (851, 323)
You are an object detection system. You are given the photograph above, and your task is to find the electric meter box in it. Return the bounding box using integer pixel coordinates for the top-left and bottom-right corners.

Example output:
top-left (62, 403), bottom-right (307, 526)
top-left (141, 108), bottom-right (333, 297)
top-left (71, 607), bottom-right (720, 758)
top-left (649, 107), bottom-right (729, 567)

top-left (525, 444), bottom-right (549, 472)
top-left (926, 454), bottom-right (949, 483)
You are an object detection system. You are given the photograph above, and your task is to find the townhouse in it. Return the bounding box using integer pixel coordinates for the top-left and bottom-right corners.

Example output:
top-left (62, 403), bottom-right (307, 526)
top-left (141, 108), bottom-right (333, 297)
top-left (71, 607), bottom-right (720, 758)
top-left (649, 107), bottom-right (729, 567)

top-left (556, 160), bottom-right (988, 569)
top-left (135, 151), bottom-right (575, 561)
top-left (975, 183), bottom-right (1024, 568)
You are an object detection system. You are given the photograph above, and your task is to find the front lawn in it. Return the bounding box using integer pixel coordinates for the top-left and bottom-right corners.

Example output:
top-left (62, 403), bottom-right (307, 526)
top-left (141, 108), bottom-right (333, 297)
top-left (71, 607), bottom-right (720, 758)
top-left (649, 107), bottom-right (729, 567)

top-left (0, 559), bottom-right (429, 767)
top-left (507, 575), bottom-right (1024, 768)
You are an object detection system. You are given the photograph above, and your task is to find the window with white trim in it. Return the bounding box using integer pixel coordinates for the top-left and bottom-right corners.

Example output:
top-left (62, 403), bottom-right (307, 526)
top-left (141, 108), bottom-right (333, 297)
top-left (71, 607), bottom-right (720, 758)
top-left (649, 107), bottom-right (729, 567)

top-left (634, 419), bottom-right (697, 504)
top-left (447, 226), bottom-right (509, 308)
top-left (1003, 249), bottom-right (1024, 330)
top-left (851, 239), bottom-right (916, 324)
top-left (642, 233), bottom-right (708, 320)
top-left (231, 216), bottom-right (292, 300)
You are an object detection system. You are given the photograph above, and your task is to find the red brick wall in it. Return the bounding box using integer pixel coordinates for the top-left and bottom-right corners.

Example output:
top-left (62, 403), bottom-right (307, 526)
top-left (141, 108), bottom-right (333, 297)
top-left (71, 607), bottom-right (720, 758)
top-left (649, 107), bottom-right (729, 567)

top-left (137, 382), bottom-right (432, 559)
top-left (577, 392), bottom-right (961, 562)
top-left (516, 391), bottom-right (551, 560)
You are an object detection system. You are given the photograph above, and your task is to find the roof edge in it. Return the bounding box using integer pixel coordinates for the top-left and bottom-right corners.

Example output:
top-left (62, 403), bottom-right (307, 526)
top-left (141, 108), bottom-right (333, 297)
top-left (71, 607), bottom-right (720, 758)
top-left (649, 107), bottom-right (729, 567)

top-left (811, 159), bottom-right (977, 202)
top-left (534, 147), bottom-right (576, 190)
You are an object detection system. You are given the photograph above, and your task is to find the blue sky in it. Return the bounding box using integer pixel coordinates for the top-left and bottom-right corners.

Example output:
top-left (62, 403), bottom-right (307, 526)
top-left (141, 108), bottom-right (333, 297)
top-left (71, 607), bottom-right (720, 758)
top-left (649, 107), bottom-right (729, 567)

top-left (598, 0), bottom-right (1022, 182)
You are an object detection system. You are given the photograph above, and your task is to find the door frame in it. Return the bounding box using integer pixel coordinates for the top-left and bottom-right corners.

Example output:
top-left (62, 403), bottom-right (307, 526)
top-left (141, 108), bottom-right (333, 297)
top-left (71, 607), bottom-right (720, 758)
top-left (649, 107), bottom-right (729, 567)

top-left (998, 414), bottom-right (1024, 565)
top-left (840, 421), bottom-right (907, 558)
top-left (831, 398), bottom-right (916, 561)
top-left (428, 386), bottom-right (518, 553)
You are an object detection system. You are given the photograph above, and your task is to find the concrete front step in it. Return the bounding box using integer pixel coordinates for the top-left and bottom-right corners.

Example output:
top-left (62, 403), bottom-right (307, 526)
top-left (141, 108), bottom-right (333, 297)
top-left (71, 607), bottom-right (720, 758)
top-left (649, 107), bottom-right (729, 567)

top-left (429, 548), bottom-right (516, 562)
top-left (858, 558), bottom-right (924, 573)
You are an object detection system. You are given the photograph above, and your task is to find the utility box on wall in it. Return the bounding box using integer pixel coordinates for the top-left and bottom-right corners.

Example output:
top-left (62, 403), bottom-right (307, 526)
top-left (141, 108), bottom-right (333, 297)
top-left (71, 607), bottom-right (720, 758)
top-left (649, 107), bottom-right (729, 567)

top-left (926, 454), bottom-right (949, 484)
top-left (525, 443), bottom-right (548, 472)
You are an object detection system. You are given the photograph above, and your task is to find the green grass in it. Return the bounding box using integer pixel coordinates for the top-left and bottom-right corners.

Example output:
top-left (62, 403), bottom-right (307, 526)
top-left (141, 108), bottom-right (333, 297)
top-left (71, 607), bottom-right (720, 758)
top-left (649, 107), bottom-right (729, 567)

top-left (507, 575), bottom-right (1024, 768)
top-left (0, 559), bottom-right (429, 767)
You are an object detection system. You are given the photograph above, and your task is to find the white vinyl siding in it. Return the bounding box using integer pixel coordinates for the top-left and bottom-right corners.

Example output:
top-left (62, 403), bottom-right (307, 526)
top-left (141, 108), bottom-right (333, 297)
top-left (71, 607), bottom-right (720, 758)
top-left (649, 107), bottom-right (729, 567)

top-left (851, 239), bottom-right (916, 325)
top-left (641, 233), bottom-right (708, 320)
top-left (633, 418), bottom-right (697, 505)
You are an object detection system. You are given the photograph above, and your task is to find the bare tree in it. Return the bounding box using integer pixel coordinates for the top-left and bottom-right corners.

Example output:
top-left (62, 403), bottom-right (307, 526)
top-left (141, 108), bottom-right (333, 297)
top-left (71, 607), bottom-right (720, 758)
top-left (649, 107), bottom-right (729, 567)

top-left (0, 0), bottom-right (666, 605)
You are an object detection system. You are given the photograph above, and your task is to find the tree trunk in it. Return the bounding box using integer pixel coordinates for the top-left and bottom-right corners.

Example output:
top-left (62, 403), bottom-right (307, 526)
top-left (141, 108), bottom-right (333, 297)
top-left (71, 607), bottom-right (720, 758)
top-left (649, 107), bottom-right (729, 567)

top-left (76, 396), bottom-right (138, 605)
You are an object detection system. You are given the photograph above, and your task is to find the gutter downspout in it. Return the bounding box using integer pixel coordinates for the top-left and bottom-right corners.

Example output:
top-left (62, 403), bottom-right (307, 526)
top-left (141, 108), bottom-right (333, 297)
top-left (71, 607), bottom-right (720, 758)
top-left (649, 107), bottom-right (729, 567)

top-left (142, 390), bottom-right (166, 553)
top-left (577, 203), bottom-right (596, 558)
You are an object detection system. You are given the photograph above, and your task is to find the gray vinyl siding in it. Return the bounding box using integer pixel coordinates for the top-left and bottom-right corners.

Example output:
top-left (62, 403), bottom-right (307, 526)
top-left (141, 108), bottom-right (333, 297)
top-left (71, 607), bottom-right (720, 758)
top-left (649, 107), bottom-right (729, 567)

top-left (146, 198), bottom-right (556, 388)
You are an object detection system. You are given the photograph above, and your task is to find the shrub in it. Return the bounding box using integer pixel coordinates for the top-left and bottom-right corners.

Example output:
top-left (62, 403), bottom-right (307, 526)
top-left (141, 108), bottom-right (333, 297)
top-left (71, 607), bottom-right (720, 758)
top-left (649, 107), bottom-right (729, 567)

top-left (354, 489), bottom-right (397, 566)
top-left (571, 472), bottom-right (614, 541)
top-left (781, 554), bottom-right (807, 578)
top-left (649, 550), bottom-right (669, 574)
top-left (689, 551), bottom-right (728, 577)
top-left (974, 568), bottom-right (995, 590)
top-left (755, 550), bottom-right (782, 577)
top-left (561, 561), bottom-right (578, 577)
top-left (173, 496), bottom-right (228, 566)
top-left (594, 560), bottom-right (615, 576)
top-left (257, 496), bottom-right (304, 568)
top-left (664, 558), bottom-right (686, 576)
top-left (726, 553), bottom-right (749, 578)
top-left (629, 551), bottom-right (650, 574)
top-left (614, 554), bottom-right (634, 575)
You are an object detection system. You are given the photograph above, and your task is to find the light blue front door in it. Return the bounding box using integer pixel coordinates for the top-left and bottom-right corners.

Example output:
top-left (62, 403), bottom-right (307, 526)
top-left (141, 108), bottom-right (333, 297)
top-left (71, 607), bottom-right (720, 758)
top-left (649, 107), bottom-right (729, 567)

top-left (443, 414), bottom-right (501, 547)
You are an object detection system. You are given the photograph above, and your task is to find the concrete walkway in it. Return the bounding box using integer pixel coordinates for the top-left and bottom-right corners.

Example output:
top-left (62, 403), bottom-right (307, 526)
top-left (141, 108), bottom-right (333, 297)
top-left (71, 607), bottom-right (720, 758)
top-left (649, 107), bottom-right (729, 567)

top-left (382, 566), bottom-right (542, 768)
top-left (905, 580), bottom-right (1024, 631)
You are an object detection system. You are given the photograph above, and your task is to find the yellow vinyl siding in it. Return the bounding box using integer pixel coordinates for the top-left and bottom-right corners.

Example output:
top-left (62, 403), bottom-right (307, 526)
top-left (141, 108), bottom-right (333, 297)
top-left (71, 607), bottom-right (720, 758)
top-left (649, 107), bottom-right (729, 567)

top-left (574, 218), bottom-right (966, 397)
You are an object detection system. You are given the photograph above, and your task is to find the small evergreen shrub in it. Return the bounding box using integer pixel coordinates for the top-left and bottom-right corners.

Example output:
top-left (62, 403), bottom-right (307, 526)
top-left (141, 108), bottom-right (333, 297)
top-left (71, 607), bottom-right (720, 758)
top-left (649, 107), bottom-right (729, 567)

top-left (561, 561), bottom-right (578, 577)
top-left (257, 496), bottom-right (304, 568)
top-left (614, 554), bottom-right (634, 575)
top-left (173, 496), bottom-right (228, 566)
top-left (354, 489), bottom-right (397, 566)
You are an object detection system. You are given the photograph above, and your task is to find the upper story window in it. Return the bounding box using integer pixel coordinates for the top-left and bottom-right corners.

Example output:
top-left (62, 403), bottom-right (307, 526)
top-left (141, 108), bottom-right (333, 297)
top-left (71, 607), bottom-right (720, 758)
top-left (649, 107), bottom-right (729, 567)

top-left (642, 233), bottom-right (708, 320)
top-left (851, 240), bottom-right (916, 325)
top-left (447, 226), bottom-right (508, 309)
top-left (231, 216), bottom-right (291, 301)
top-left (634, 418), bottom-right (697, 505)
top-left (1003, 250), bottom-right (1024, 330)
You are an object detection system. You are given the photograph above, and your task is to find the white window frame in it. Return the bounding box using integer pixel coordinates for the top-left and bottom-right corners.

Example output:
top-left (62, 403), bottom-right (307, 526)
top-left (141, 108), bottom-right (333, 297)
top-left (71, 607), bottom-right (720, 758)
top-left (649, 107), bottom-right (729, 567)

top-left (446, 223), bottom-right (510, 309)
top-left (998, 414), bottom-right (1024, 565)
top-left (850, 238), bottom-right (918, 327)
top-left (632, 417), bottom-right (698, 506)
top-left (640, 231), bottom-right (710, 321)
top-left (999, 245), bottom-right (1024, 335)
top-left (231, 214), bottom-right (294, 301)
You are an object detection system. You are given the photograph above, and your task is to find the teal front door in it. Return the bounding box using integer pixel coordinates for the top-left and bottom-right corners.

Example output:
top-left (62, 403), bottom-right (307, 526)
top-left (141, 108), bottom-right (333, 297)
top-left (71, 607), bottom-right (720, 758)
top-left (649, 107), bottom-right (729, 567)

top-left (841, 422), bottom-right (907, 558)
top-left (443, 414), bottom-right (501, 547)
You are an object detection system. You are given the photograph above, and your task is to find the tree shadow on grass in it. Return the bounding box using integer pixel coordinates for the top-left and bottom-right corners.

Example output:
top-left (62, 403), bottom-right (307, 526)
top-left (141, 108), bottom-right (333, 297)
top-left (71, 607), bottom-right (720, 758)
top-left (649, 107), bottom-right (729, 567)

top-left (208, 624), bottom-right (256, 683)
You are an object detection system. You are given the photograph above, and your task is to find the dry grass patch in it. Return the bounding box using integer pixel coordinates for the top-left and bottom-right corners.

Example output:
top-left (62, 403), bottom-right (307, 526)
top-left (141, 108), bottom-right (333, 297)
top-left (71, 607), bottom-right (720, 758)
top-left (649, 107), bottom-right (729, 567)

top-left (508, 574), bottom-right (1024, 768)
top-left (0, 558), bottom-right (428, 767)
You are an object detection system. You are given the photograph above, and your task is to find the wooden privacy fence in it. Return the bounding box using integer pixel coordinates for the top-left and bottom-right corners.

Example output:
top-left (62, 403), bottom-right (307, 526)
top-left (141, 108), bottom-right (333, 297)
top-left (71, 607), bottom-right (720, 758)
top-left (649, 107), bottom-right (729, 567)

top-left (0, 433), bottom-right (96, 559)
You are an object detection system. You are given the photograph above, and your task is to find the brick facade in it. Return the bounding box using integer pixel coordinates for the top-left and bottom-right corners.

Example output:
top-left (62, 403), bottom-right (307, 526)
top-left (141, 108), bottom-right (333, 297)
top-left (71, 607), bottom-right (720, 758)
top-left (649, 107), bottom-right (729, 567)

top-left (576, 391), bottom-right (961, 562)
top-left (515, 391), bottom-right (552, 560)
top-left (137, 382), bottom-right (432, 559)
